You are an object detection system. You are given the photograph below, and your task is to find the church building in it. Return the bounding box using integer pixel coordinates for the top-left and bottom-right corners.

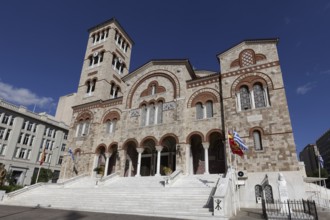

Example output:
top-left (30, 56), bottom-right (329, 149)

top-left (59, 18), bottom-right (300, 183)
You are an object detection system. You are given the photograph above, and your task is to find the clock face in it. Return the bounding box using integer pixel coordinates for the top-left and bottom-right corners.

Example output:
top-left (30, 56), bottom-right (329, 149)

top-left (93, 52), bottom-right (99, 57)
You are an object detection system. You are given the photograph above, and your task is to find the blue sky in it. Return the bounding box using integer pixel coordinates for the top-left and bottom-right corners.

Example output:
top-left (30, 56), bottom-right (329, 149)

top-left (0, 0), bottom-right (329, 155)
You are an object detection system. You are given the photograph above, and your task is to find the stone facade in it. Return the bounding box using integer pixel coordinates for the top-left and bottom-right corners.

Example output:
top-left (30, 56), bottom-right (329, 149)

top-left (59, 19), bottom-right (299, 180)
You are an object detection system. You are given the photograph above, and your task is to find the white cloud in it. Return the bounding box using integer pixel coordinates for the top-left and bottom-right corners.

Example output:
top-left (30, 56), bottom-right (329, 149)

top-left (320, 69), bottom-right (330, 75)
top-left (296, 82), bottom-right (316, 95)
top-left (0, 81), bottom-right (54, 108)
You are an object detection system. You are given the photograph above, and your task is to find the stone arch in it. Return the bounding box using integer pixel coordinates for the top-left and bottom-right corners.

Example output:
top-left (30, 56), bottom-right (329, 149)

top-left (140, 136), bottom-right (158, 148)
top-left (75, 110), bottom-right (93, 123)
top-left (159, 133), bottom-right (179, 146)
top-left (102, 109), bottom-right (121, 123)
top-left (249, 126), bottom-right (265, 137)
top-left (74, 148), bottom-right (82, 156)
top-left (205, 129), bottom-right (224, 142)
top-left (231, 72), bottom-right (274, 97)
top-left (95, 144), bottom-right (107, 154)
top-left (108, 142), bottom-right (118, 153)
top-left (186, 131), bottom-right (205, 143)
top-left (206, 130), bottom-right (226, 174)
top-left (187, 88), bottom-right (220, 108)
top-left (140, 80), bottom-right (166, 97)
top-left (122, 138), bottom-right (139, 151)
top-left (126, 70), bottom-right (180, 108)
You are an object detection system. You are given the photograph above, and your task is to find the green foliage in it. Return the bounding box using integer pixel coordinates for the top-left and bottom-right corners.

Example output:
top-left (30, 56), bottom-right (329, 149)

top-left (307, 168), bottom-right (329, 178)
top-left (31, 168), bottom-right (53, 184)
top-left (0, 185), bottom-right (23, 193)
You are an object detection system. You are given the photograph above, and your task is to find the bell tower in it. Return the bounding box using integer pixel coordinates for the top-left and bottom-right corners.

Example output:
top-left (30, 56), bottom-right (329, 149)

top-left (74, 18), bottom-right (134, 106)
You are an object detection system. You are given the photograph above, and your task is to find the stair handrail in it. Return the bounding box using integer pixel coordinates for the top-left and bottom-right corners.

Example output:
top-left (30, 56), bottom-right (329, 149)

top-left (5, 182), bottom-right (45, 198)
top-left (99, 172), bottom-right (119, 182)
top-left (58, 173), bottom-right (89, 186)
top-left (164, 169), bottom-right (183, 187)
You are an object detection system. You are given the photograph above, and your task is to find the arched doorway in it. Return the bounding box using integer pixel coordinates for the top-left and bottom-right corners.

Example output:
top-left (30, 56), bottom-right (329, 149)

top-left (124, 141), bottom-right (138, 177)
top-left (208, 132), bottom-right (225, 173)
top-left (160, 136), bottom-right (177, 175)
top-left (141, 139), bottom-right (156, 176)
top-left (95, 145), bottom-right (106, 175)
top-left (190, 134), bottom-right (204, 174)
top-left (107, 144), bottom-right (118, 175)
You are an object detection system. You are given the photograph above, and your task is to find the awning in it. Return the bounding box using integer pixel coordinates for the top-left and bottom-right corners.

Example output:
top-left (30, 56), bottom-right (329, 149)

top-left (303, 177), bottom-right (328, 183)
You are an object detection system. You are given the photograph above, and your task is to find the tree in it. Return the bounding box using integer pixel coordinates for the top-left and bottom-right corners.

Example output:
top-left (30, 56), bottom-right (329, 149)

top-left (31, 168), bottom-right (53, 184)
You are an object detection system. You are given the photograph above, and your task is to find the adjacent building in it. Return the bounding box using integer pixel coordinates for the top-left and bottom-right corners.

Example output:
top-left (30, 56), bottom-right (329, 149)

top-left (60, 17), bottom-right (300, 189)
top-left (316, 129), bottom-right (330, 179)
top-left (299, 144), bottom-right (319, 175)
top-left (0, 99), bottom-right (68, 185)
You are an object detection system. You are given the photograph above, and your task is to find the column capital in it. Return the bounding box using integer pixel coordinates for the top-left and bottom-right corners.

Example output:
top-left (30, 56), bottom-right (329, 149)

top-left (137, 147), bottom-right (144, 154)
top-left (202, 142), bottom-right (210, 149)
top-left (105, 153), bottom-right (111, 158)
top-left (156, 146), bottom-right (163, 152)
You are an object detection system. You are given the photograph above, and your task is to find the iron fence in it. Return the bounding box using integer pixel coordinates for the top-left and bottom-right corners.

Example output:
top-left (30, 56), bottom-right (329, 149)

top-left (262, 199), bottom-right (318, 220)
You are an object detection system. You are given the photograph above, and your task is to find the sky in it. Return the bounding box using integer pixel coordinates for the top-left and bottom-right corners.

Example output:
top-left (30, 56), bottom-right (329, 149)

top-left (0, 0), bottom-right (329, 155)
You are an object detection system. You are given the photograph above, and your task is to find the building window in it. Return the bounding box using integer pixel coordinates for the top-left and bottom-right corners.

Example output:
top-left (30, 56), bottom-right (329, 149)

top-left (76, 119), bottom-right (90, 137)
top-left (2, 115), bottom-right (9, 124)
top-left (110, 82), bottom-right (120, 99)
top-left (140, 101), bottom-right (163, 126)
top-left (19, 148), bottom-right (26, 159)
top-left (115, 30), bottom-right (129, 53)
top-left (253, 130), bottom-right (263, 151)
top-left (23, 134), bottom-right (30, 145)
top-left (0, 128), bottom-right (5, 140)
top-left (0, 144), bottom-right (6, 156)
top-left (253, 83), bottom-right (266, 108)
top-left (92, 28), bottom-right (110, 45)
top-left (196, 101), bottom-right (213, 120)
top-left (237, 81), bottom-right (270, 111)
top-left (86, 79), bottom-right (97, 95)
top-left (27, 150), bottom-right (31, 160)
top-left (5, 130), bottom-right (10, 140)
top-left (112, 54), bottom-right (126, 74)
top-left (27, 122), bottom-right (33, 131)
top-left (88, 51), bottom-right (104, 67)
top-left (64, 134), bottom-right (68, 140)
top-left (58, 156), bottom-right (63, 165)
top-left (18, 133), bottom-right (23, 144)
top-left (255, 185), bottom-right (263, 203)
top-left (29, 136), bottom-right (35, 146)
top-left (240, 85), bottom-right (251, 110)
top-left (106, 119), bottom-right (117, 134)
top-left (196, 102), bottom-right (204, 120)
top-left (61, 144), bottom-right (66, 151)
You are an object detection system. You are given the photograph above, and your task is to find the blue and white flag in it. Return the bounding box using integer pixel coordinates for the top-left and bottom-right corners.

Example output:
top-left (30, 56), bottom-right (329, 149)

top-left (68, 148), bottom-right (75, 161)
top-left (233, 131), bottom-right (249, 151)
top-left (319, 155), bottom-right (324, 168)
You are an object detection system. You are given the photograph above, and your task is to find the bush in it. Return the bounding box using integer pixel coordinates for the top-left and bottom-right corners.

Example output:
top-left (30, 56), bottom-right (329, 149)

top-left (0, 185), bottom-right (23, 193)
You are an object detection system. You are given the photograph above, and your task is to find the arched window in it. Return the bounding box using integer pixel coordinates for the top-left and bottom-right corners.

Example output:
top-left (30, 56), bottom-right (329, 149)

top-left (149, 103), bottom-right (155, 125)
top-left (253, 83), bottom-right (266, 108)
top-left (205, 101), bottom-right (213, 118)
top-left (240, 85), bottom-right (251, 110)
top-left (140, 102), bottom-right (163, 126)
top-left (196, 102), bottom-right (203, 120)
top-left (253, 130), bottom-right (263, 151)
top-left (106, 119), bottom-right (117, 134)
top-left (157, 101), bottom-right (163, 124)
top-left (255, 185), bottom-right (263, 203)
top-left (253, 130), bottom-right (262, 150)
top-left (76, 119), bottom-right (90, 137)
top-left (141, 104), bottom-right (147, 126)
top-left (264, 185), bottom-right (274, 203)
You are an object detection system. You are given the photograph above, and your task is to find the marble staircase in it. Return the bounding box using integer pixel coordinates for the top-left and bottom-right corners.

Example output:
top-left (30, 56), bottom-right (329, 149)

top-left (1, 174), bottom-right (224, 220)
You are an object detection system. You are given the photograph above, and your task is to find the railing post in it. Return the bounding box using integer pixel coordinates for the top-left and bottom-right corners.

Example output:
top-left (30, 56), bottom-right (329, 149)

top-left (313, 200), bottom-right (318, 220)
top-left (287, 200), bottom-right (291, 220)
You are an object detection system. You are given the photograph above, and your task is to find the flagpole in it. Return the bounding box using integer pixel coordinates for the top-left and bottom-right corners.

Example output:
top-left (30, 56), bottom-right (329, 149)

top-left (35, 165), bottom-right (41, 183)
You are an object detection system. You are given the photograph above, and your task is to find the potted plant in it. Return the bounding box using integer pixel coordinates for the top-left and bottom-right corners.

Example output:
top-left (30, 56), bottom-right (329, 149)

top-left (93, 167), bottom-right (103, 177)
top-left (163, 166), bottom-right (172, 176)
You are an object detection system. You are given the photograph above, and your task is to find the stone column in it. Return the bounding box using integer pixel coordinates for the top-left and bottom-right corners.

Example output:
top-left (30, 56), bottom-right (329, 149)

top-left (155, 146), bottom-right (163, 176)
top-left (92, 155), bottom-right (98, 177)
top-left (104, 153), bottom-right (111, 176)
top-left (136, 148), bottom-right (144, 177)
top-left (250, 90), bottom-right (255, 109)
top-left (203, 142), bottom-right (210, 174)
top-left (128, 157), bottom-right (132, 177)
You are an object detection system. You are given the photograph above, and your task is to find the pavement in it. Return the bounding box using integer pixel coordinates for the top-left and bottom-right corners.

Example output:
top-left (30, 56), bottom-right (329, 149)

top-left (0, 205), bottom-right (188, 220)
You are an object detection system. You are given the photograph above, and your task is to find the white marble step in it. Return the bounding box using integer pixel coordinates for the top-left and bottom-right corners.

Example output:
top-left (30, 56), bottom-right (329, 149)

top-left (2, 174), bottom-right (222, 220)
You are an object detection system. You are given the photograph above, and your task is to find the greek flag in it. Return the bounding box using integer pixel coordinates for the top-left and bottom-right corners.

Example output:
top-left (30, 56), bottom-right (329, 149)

top-left (68, 148), bottom-right (75, 161)
top-left (233, 131), bottom-right (249, 151)
top-left (319, 155), bottom-right (324, 168)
